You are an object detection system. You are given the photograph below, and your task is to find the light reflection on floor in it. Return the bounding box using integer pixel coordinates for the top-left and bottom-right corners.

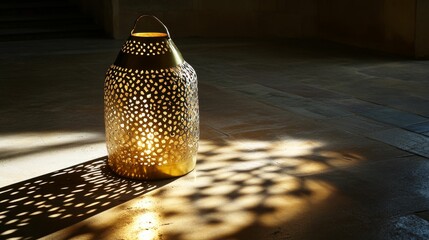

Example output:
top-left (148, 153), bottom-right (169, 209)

top-left (128, 197), bottom-right (160, 240)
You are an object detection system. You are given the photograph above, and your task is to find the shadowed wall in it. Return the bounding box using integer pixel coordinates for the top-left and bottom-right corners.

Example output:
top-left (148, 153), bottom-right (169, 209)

top-left (318, 0), bottom-right (415, 56)
top-left (78, 0), bottom-right (317, 39)
top-left (77, 0), bottom-right (428, 57)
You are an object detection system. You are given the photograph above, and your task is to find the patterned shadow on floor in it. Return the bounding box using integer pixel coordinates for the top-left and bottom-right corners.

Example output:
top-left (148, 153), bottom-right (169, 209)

top-left (0, 156), bottom-right (174, 240)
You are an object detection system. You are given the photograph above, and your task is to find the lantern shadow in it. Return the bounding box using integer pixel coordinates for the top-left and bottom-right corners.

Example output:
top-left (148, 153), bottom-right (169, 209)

top-left (0, 156), bottom-right (174, 240)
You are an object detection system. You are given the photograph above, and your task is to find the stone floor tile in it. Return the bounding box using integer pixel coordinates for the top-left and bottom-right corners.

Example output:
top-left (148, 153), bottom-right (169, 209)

top-left (368, 128), bottom-right (429, 158)
top-left (359, 62), bottom-right (429, 83)
top-left (365, 95), bottom-right (429, 118)
top-left (380, 215), bottom-right (429, 240)
top-left (318, 155), bottom-right (429, 204)
top-left (323, 115), bottom-right (391, 135)
top-left (359, 108), bottom-right (429, 128)
top-left (233, 83), bottom-right (353, 119)
top-left (267, 82), bottom-right (352, 100)
top-left (326, 98), bottom-right (384, 114)
top-left (405, 121), bottom-right (429, 134)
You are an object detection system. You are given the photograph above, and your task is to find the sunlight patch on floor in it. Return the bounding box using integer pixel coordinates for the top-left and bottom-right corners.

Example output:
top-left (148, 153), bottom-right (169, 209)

top-left (0, 131), bottom-right (106, 187)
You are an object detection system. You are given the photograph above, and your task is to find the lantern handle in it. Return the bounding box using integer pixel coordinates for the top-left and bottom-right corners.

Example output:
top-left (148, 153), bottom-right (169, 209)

top-left (131, 15), bottom-right (171, 38)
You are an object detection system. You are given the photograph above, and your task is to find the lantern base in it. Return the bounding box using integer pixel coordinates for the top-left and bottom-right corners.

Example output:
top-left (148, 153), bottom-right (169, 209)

top-left (107, 156), bottom-right (196, 180)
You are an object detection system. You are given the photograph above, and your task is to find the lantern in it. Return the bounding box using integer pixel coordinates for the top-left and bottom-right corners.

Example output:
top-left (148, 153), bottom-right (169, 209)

top-left (104, 15), bottom-right (199, 180)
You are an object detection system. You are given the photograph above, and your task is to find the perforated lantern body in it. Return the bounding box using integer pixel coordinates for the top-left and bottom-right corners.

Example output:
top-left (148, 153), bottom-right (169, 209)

top-left (104, 18), bottom-right (199, 180)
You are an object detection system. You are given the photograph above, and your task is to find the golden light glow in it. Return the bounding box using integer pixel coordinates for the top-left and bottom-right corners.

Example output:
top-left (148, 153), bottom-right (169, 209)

top-left (104, 43), bottom-right (198, 179)
top-left (131, 32), bottom-right (168, 37)
top-left (115, 196), bottom-right (160, 240)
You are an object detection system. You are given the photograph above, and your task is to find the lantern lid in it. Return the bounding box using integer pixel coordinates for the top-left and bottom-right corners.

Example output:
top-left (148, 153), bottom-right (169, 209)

top-left (114, 15), bottom-right (184, 70)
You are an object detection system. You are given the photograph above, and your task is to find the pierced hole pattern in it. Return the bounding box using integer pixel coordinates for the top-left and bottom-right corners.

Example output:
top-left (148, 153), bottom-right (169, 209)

top-left (104, 62), bottom-right (199, 179)
top-left (121, 39), bottom-right (171, 56)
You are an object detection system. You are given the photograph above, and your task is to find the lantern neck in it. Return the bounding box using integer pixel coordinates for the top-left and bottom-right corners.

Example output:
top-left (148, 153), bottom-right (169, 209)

top-left (113, 35), bottom-right (184, 70)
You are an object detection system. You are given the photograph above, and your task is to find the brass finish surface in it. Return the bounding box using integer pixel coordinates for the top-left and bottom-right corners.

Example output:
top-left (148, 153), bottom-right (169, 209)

top-left (104, 16), bottom-right (199, 180)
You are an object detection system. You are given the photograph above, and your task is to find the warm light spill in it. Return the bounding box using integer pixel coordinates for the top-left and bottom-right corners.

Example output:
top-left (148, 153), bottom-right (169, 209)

top-left (126, 196), bottom-right (159, 240)
top-left (146, 138), bottom-right (364, 239)
top-left (0, 131), bottom-right (106, 187)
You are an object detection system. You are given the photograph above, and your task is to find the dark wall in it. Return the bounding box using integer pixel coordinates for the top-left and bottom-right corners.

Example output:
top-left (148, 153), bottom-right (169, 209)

top-left (317, 0), bottom-right (416, 56)
top-left (111, 0), bottom-right (317, 39)
top-left (77, 0), bottom-right (115, 37)
top-left (415, 0), bottom-right (429, 58)
top-left (78, 0), bottom-right (428, 57)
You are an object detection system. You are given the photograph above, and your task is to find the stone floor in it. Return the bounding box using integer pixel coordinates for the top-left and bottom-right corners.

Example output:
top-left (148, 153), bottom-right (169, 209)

top-left (0, 37), bottom-right (429, 240)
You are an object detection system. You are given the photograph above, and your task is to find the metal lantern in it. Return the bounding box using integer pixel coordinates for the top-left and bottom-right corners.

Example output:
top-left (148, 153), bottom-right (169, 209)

top-left (104, 15), bottom-right (199, 180)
